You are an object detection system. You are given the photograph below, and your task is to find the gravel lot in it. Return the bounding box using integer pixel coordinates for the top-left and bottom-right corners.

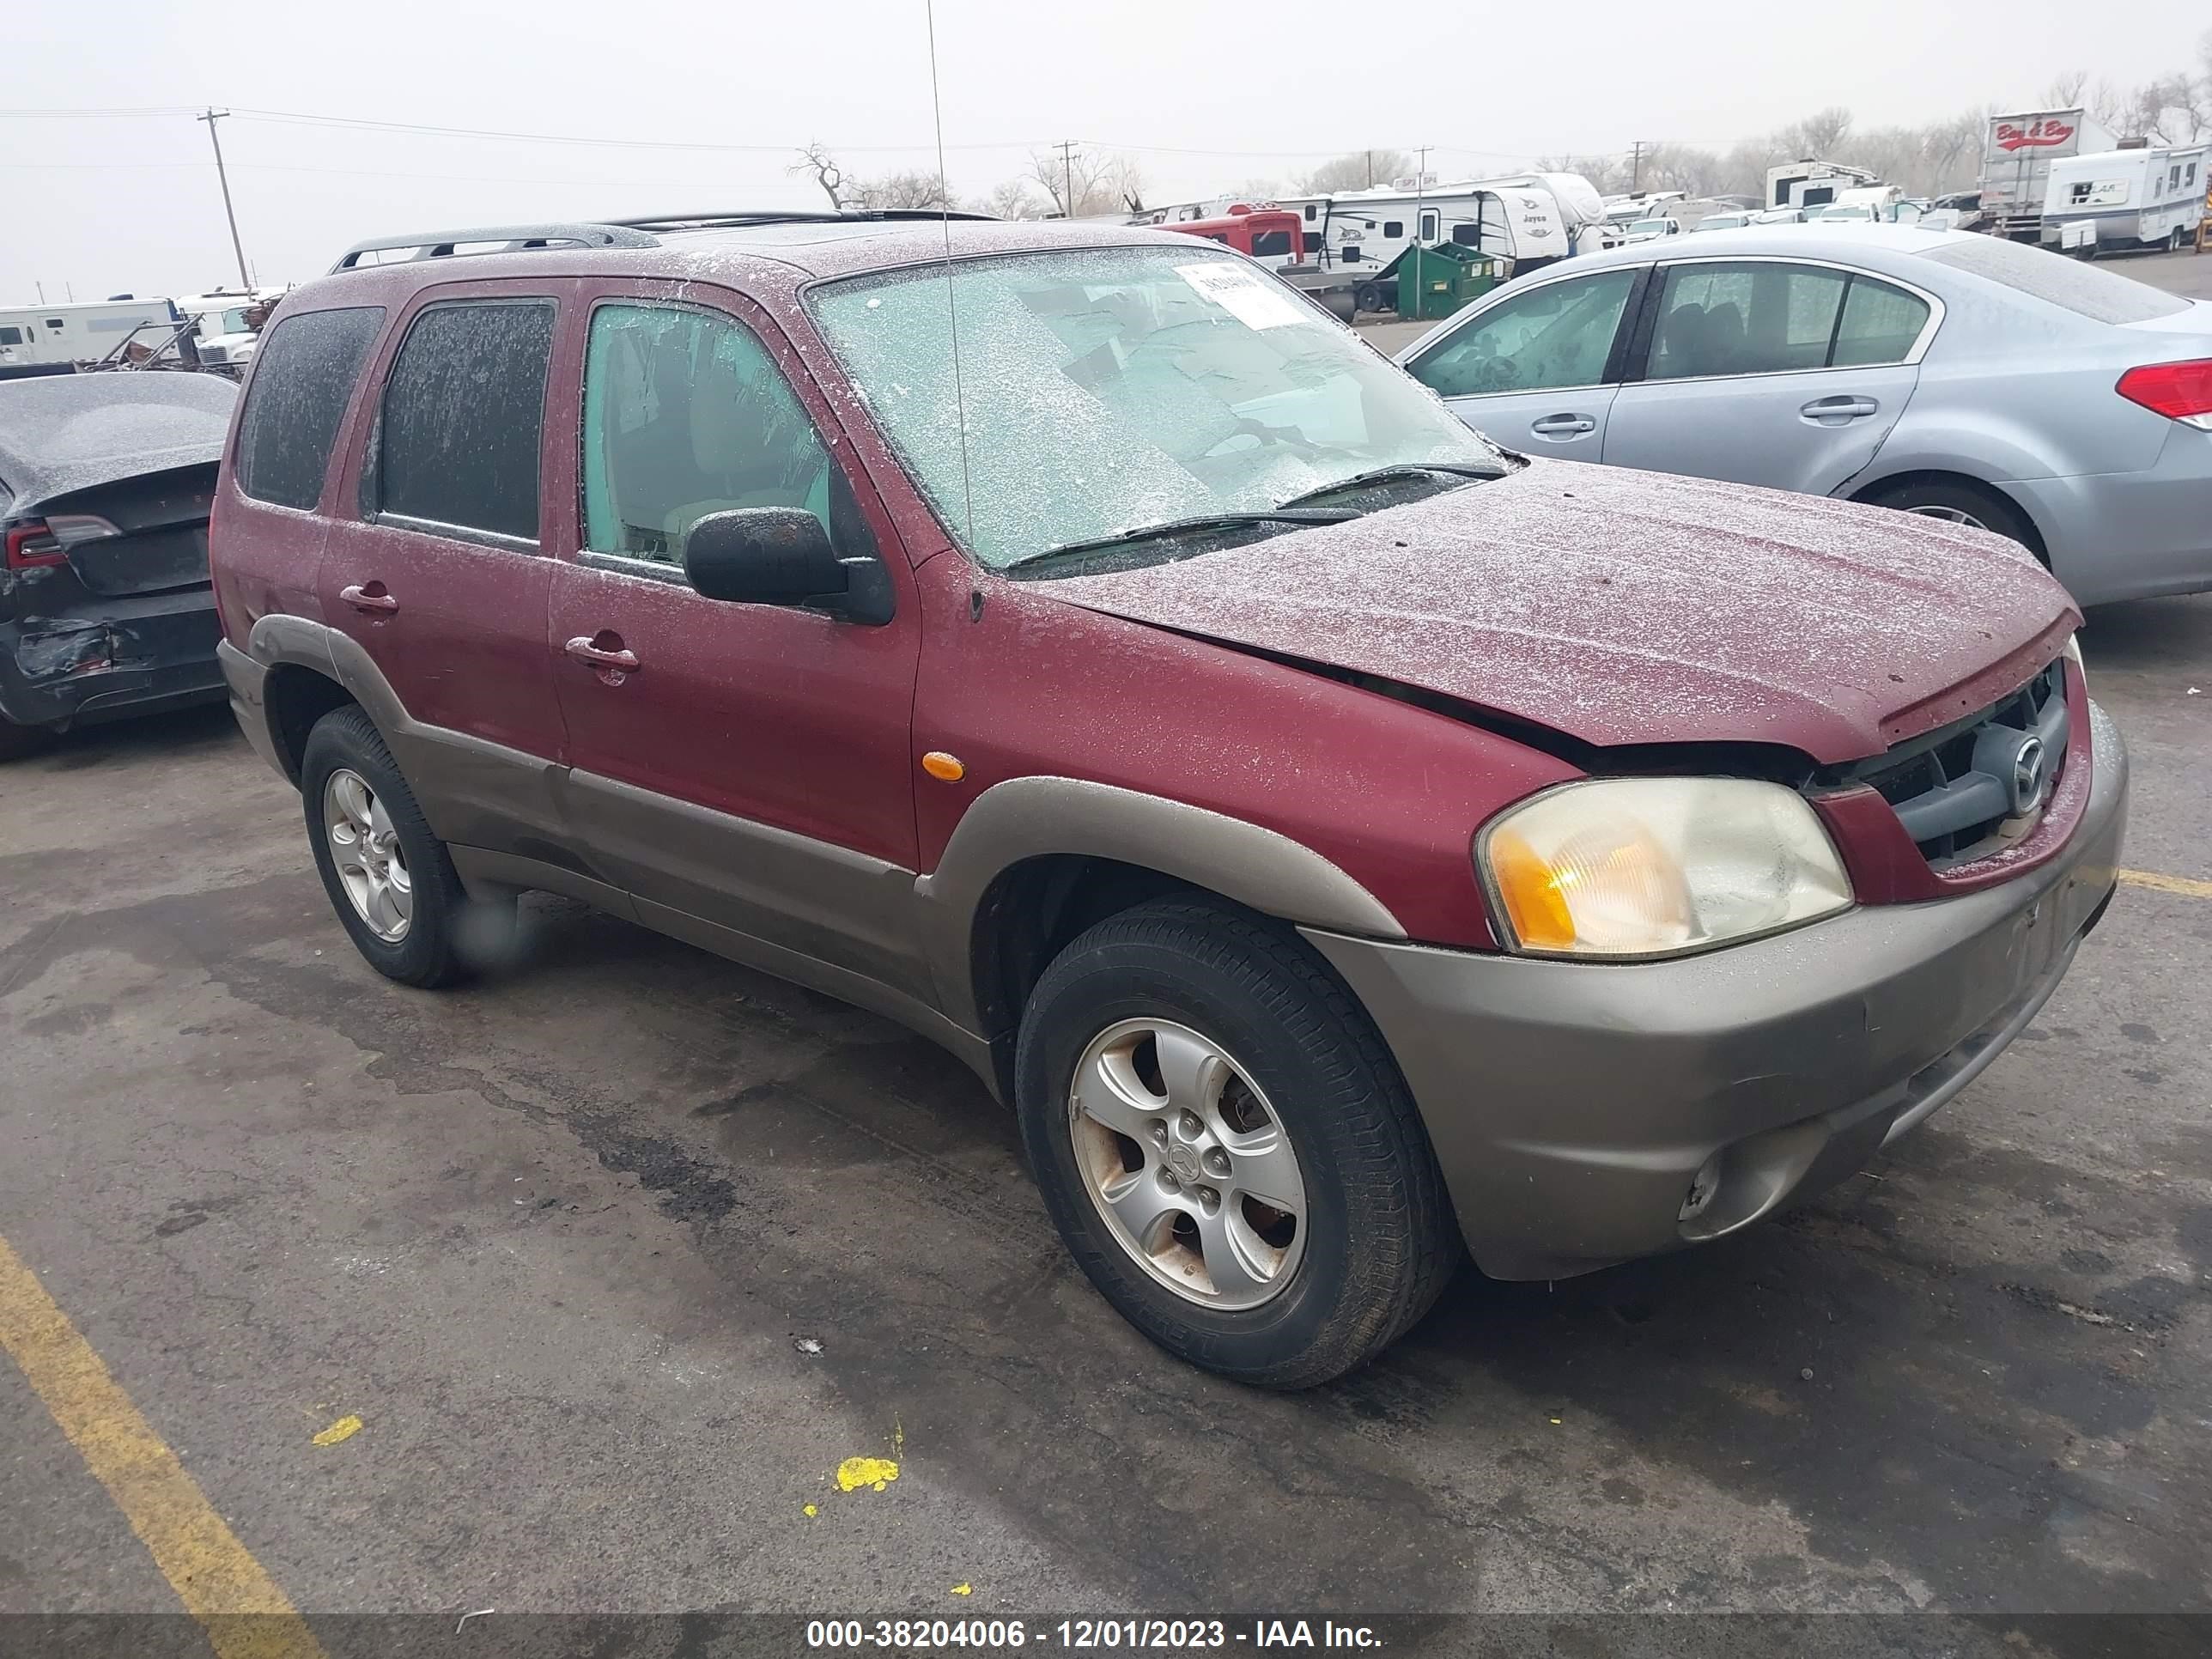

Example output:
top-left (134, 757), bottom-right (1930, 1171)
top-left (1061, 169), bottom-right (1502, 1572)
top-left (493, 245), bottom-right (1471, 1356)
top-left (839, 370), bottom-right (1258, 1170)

top-left (3, 250), bottom-right (2210, 1644)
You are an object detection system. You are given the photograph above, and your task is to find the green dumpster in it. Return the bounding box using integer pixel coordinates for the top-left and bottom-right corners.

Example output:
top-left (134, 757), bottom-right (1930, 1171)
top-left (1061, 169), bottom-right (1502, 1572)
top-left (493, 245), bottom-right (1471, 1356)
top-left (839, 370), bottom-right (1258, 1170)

top-left (1395, 243), bottom-right (1504, 322)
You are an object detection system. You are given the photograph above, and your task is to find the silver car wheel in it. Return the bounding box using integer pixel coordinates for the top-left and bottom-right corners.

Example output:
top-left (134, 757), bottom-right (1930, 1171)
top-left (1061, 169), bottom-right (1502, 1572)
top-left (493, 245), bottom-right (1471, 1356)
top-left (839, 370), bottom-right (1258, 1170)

top-left (1906, 503), bottom-right (1988, 532)
top-left (1067, 1018), bottom-right (1308, 1310)
top-left (323, 768), bottom-right (412, 943)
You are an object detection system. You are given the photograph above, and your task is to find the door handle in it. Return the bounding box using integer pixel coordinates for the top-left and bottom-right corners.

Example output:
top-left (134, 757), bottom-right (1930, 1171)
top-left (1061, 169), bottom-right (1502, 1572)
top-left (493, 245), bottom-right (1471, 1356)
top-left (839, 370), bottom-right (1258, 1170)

top-left (339, 582), bottom-right (398, 616)
top-left (1529, 413), bottom-right (1598, 436)
top-left (564, 634), bottom-right (640, 678)
top-left (1800, 395), bottom-right (1880, 422)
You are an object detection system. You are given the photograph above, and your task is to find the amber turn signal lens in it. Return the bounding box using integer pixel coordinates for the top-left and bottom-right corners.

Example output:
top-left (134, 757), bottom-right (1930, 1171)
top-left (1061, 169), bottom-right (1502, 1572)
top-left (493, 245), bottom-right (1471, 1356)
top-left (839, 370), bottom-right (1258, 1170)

top-left (921, 751), bottom-right (966, 781)
top-left (1486, 826), bottom-right (1577, 951)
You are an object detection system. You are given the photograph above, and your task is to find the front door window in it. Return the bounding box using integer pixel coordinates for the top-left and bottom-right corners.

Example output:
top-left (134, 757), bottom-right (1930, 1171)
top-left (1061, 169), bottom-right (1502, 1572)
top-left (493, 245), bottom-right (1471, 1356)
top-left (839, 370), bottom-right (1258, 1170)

top-left (580, 303), bottom-right (855, 568)
top-left (1406, 270), bottom-right (1638, 398)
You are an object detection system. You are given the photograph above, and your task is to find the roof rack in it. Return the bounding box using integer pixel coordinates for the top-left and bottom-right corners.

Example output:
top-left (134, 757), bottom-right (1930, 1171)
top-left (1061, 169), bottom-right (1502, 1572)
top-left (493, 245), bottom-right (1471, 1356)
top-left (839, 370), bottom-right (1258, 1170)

top-left (330, 210), bottom-right (999, 272)
top-left (331, 222), bottom-right (659, 272)
top-left (607, 209), bottom-right (997, 230)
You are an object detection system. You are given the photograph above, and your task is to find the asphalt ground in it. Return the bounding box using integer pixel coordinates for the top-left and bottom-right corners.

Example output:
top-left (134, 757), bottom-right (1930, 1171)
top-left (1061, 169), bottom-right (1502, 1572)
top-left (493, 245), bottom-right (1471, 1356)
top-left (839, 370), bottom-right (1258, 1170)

top-left (3, 249), bottom-right (2210, 1656)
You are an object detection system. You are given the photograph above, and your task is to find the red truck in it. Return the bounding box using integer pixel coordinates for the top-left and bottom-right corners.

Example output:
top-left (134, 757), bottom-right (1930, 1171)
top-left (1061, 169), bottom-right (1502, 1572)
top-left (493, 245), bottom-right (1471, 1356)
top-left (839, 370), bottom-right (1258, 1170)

top-left (1160, 206), bottom-right (1358, 320)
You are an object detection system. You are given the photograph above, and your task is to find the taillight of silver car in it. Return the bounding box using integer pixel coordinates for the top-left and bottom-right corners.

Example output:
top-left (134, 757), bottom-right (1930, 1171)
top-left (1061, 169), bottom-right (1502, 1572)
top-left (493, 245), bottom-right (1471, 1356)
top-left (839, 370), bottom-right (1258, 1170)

top-left (2115, 360), bottom-right (2212, 430)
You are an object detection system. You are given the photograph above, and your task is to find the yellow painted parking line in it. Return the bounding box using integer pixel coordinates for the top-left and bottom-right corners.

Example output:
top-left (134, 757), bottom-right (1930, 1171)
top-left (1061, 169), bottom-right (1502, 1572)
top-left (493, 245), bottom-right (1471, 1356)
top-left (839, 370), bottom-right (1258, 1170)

top-left (2119, 868), bottom-right (2212, 901)
top-left (0, 1233), bottom-right (328, 1659)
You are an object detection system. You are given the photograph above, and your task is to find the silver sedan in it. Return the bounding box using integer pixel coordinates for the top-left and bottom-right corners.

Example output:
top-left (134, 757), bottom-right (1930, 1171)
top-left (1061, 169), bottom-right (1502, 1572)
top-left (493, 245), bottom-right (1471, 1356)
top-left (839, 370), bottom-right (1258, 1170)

top-left (1397, 225), bottom-right (2212, 605)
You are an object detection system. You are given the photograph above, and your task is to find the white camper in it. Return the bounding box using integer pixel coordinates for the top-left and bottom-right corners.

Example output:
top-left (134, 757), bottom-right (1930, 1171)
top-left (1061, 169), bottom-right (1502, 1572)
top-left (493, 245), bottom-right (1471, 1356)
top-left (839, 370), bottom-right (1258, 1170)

top-left (1763, 160), bottom-right (1878, 213)
top-left (2043, 145), bottom-right (2208, 255)
top-left (1319, 173), bottom-right (1599, 304)
top-left (0, 298), bottom-right (179, 369)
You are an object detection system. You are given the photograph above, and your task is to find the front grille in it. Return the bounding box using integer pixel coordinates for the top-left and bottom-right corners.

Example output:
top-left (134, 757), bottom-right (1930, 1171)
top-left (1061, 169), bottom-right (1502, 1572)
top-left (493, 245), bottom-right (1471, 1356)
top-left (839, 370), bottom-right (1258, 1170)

top-left (1829, 659), bottom-right (2069, 866)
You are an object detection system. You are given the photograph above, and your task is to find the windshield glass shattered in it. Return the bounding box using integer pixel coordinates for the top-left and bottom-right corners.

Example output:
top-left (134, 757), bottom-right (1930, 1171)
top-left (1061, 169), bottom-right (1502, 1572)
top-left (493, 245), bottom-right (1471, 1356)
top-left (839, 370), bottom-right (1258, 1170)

top-left (809, 246), bottom-right (1499, 570)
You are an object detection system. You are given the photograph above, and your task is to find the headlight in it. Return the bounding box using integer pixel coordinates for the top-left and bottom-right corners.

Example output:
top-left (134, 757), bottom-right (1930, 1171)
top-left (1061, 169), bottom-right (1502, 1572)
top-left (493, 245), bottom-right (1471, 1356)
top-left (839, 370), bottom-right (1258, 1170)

top-left (1477, 778), bottom-right (1852, 959)
top-left (2063, 634), bottom-right (2086, 695)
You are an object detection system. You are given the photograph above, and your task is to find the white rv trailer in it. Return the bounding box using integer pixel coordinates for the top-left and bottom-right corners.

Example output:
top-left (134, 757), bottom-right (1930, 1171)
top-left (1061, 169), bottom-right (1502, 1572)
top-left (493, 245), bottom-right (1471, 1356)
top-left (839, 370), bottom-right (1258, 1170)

top-left (2043, 145), bottom-right (2208, 255)
top-left (1318, 173), bottom-right (1601, 301)
top-left (0, 298), bottom-right (179, 368)
top-left (1764, 160), bottom-right (1879, 213)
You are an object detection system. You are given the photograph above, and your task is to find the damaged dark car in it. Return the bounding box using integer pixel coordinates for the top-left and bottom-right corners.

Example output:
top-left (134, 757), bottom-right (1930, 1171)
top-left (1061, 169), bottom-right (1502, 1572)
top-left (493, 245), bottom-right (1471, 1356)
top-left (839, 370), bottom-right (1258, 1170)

top-left (0, 372), bottom-right (236, 759)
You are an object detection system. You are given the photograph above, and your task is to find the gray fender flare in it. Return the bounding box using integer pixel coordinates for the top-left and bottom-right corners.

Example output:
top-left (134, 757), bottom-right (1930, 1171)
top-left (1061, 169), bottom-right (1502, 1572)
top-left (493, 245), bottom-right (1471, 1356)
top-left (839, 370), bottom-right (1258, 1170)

top-left (914, 775), bottom-right (1406, 1033)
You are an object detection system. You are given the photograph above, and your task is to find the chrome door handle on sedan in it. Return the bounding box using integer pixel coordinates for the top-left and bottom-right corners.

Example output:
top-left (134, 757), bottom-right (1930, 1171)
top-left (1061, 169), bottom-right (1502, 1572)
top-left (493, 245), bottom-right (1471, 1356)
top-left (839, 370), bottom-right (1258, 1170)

top-left (1529, 414), bottom-right (1598, 437)
top-left (1800, 396), bottom-right (1881, 423)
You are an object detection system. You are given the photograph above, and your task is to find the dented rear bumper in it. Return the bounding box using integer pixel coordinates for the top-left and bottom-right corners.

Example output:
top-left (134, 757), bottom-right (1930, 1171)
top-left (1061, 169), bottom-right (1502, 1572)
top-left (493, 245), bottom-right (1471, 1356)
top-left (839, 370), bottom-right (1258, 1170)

top-left (0, 588), bottom-right (224, 731)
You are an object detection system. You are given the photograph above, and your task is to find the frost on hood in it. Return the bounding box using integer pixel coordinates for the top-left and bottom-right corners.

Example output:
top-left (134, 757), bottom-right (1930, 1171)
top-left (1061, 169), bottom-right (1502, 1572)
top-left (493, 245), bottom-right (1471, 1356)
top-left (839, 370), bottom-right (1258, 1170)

top-left (807, 245), bottom-right (1494, 568)
top-left (1043, 460), bottom-right (2077, 764)
top-left (0, 373), bottom-right (234, 513)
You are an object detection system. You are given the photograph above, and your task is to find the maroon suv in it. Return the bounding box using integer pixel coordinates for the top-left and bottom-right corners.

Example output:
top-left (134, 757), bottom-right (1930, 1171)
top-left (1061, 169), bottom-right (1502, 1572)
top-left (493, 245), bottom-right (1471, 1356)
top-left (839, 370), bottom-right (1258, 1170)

top-left (210, 212), bottom-right (2126, 1387)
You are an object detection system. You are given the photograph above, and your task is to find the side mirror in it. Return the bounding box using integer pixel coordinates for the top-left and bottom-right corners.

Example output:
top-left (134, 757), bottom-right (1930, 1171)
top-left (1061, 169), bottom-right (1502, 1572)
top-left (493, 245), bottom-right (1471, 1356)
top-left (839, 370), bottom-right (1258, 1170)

top-left (683, 507), bottom-right (848, 607)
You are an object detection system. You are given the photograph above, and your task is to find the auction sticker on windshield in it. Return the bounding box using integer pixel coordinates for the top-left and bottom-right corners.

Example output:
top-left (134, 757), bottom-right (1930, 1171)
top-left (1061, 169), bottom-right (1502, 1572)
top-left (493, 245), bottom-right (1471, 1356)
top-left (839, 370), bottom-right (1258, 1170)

top-left (1177, 263), bottom-right (1309, 330)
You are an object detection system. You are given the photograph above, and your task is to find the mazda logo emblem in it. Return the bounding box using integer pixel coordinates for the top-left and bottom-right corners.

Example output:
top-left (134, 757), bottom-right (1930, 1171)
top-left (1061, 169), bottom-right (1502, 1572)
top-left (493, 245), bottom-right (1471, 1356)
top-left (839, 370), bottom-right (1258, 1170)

top-left (2009, 736), bottom-right (2047, 815)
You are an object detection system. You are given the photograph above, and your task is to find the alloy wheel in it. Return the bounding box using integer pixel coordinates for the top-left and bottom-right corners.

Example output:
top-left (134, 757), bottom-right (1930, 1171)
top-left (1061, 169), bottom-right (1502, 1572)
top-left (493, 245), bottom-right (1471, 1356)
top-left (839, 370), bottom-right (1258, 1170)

top-left (323, 768), bottom-right (412, 942)
top-left (1067, 1018), bottom-right (1308, 1310)
top-left (1906, 503), bottom-right (1988, 531)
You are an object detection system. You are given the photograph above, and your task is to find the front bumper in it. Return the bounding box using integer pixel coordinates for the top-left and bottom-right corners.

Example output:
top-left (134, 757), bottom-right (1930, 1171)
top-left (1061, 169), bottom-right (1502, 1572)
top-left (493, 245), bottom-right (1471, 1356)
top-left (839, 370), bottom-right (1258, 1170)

top-left (1305, 702), bottom-right (2129, 1281)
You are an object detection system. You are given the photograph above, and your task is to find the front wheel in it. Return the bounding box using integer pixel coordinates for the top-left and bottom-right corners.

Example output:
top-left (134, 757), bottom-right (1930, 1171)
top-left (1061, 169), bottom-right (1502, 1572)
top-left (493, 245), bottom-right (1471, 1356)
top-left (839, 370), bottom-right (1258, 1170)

top-left (1015, 901), bottom-right (1457, 1389)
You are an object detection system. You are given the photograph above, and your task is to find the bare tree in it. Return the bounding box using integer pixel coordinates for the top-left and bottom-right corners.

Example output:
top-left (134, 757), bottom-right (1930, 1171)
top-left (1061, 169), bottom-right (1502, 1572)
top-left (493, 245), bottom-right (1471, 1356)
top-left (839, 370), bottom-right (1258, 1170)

top-left (1769, 106), bottom-right (1853, 161)
top-left (1539, 152), bottom-right (1630, 193)
top-left (790, 143), bottom-right (849, 210)
top-left (848, 169), bottom-right (954, 211)
top-left (2044, 70), bottom-right (2090, 107)
top-left (1921, 111), bottom-right (1985, 195)
top-left (1297, 149), bottom-right (1413, 194)
top-left (980, 177), bottom-right (1042, 220)
top-left (1028, 146), bottom-right (1146, 218)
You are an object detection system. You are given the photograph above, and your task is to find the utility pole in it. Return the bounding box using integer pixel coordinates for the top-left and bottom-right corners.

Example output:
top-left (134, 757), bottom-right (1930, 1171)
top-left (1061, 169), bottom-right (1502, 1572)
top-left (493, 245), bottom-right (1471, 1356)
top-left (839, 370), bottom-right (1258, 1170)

top-left (1629, 139), bottom-right (1649, 191)
top-left (1054, 139), bottom-right (1079, 218)
top-left (1364, 149), bottom-right (1375, 187)
top-left (198, 108), bottom-right (251, 289)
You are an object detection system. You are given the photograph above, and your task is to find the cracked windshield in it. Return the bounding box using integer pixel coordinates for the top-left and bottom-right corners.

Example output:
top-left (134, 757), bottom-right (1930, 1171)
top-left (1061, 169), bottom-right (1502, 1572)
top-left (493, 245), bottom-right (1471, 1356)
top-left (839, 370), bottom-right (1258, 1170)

top-left (811, 245), bottom-right (1501, 568)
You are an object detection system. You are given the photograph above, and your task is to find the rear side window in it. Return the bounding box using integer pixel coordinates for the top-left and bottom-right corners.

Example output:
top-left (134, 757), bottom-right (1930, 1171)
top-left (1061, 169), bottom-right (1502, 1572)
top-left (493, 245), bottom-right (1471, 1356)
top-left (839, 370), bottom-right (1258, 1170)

top-left (234, 306), bottom-right (384, 510)
top-left (1918, 235), bottom-right (2188, 325)
top-left (1831, 276), bottom-right (1932, 368)
top-left (1648, 263), bottom-right (1846, 380)
top-left (374, 300), bottom-right (553, 542)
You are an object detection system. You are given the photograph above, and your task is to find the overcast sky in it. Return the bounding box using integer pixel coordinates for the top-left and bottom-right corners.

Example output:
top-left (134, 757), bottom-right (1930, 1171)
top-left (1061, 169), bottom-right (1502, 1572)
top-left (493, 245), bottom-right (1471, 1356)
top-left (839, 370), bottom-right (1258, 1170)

top-left (6, 0), bottom-right (2206, 301)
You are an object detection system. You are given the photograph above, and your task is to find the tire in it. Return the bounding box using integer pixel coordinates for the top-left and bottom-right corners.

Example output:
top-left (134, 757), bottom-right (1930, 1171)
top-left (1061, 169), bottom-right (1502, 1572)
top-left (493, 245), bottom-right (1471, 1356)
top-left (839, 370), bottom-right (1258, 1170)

top-left (299, 704), bottom-right (514, 988)
top-left (0, 716), bottom-right (55, 763)
top-left (2170, 225), bottom-right (2189, 253)
top-left (1353, 282), bottom-right (1386, 315)
top-left (1865, 478), bottom-right (2037, 556)
top-left (1015, 900), bottom-right (1457, 1389)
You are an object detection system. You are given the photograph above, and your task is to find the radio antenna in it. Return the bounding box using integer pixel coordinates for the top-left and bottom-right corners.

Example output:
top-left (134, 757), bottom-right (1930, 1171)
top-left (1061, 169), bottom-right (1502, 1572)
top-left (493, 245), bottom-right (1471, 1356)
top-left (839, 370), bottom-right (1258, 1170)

top-left (924, 0), bottom-right (977, 545)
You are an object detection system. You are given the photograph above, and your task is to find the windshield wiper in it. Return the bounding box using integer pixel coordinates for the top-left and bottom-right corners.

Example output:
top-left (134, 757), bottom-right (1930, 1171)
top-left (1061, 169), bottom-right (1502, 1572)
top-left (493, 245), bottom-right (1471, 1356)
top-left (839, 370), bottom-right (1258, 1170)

top-left (1273, 460), bottom-right (1504, 510)
top-left (1006, 508), bottom-right (1359, 570)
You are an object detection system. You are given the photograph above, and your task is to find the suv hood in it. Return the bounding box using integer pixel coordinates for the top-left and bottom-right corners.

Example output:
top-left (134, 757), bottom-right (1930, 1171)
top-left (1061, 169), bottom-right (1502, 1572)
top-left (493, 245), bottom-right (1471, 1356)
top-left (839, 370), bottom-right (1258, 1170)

top-left (1042, 461), bottom-right (2077, 764)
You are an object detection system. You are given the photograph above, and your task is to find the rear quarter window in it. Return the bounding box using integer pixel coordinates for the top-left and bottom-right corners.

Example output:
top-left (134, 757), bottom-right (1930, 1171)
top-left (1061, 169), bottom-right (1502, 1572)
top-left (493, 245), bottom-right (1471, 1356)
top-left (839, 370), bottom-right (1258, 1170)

top-left (1917, 236), bottom-right (2189, 325)
top-left (234, 306), bottom-right (386, 510)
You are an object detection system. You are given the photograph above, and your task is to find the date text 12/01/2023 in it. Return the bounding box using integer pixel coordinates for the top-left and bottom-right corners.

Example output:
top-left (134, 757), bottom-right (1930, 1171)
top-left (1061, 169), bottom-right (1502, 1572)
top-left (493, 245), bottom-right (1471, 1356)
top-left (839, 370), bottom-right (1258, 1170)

top-left (804, 1619), bottom-right (1384, 1649)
